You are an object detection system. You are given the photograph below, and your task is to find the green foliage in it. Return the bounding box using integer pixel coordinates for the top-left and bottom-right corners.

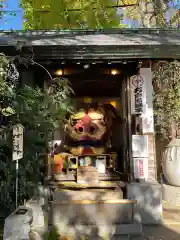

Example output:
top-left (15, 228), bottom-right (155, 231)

top-left (42, 226), bottom-right (60, 240)
top-left (153, 60), bottom-right (180, 140)
top-left (21, 0), bottom-right (126, 29)
top-left (0, 53), bottom-right (74, 218)
top-left (0, 53), bottom-right (16, 117)
top-left (21, 0), bottom-right (180, 29)
top-left (123, 0), bottom-right (180, 28)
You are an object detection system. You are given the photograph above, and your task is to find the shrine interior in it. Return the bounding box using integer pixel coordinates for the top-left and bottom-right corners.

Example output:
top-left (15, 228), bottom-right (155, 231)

top-left (22, 60), bottom-right (138, 182)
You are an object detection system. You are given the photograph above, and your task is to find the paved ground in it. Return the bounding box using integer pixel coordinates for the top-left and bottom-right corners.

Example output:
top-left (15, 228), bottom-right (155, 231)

top-left (142, 225), bottom-right (180, 240)
top-left (163, 207), bottom-right (180, 224)
top-left (141, 204), bottom-right (180, 240)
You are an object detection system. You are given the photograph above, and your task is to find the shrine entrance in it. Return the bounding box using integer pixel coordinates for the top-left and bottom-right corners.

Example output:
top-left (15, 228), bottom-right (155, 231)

top-left (43, 60), bottom-right (138, 184)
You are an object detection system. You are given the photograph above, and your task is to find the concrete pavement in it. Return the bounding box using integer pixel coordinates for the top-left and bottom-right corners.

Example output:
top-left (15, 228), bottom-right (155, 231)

top-left (141, 203), bottom-right (180, 240)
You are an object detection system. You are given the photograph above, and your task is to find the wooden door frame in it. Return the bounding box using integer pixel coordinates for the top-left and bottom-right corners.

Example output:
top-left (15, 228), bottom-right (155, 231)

top-left (125, 76), bottom-right (134, 182)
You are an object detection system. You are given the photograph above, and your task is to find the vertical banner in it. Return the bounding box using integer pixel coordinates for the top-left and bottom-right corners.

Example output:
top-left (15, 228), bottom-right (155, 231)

top-left (12, 124), bottom-right (24, 208)
top-left (130, 69), bottom-right (154, 133)
top-left (140, 68), bottom-right (154, 134)
top-left (130, 75), bottom-right (144, 114)
top-left (132, 135), bottom-right (149, 180)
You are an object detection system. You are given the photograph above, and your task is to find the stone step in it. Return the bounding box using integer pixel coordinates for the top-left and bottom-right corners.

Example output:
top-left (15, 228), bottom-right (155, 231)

top-left (47, 190), bottom-right (136, 227)
top-left (53, 189), bottom-right (124, 201)
top-left (49, 181), bottom-right (126, 190)
top-left (26, 189), bottom-right (142, 239)
top-left (52, 174), bottom-right (122, 181)
top-left (30, 224), bottom-right (143, 240)
top-left (49, 170), bottom-right (124, 182)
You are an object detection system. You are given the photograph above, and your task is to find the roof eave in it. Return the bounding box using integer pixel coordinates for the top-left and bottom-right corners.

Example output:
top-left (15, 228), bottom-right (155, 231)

top-left (0, 44), bottom-right (178, 60)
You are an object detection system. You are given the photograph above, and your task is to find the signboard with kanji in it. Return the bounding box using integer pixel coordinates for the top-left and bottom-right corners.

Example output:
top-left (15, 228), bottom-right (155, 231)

top-left (132, 135), bottom-right (148, 158)
top-left (12, 124), bottom-right (24, 161)
top-left (130, 75), bottom-right (144, 114)
top-left (133, 157), bottom-right (148, 180)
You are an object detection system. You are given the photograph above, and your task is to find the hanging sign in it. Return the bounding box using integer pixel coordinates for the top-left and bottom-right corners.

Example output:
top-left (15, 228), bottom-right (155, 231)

top-left (131, 69), bottom-right (154, 133)
top-left (133, 157), bottom-right (148, 180)
top-left (130, 75), bottom-right (144, 114)
top-left (12, 124), bottom-right (24, 161)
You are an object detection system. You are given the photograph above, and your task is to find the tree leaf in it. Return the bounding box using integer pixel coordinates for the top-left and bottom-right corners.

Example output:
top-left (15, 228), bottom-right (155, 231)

top-left (1, 107), bottom-right (16, 116)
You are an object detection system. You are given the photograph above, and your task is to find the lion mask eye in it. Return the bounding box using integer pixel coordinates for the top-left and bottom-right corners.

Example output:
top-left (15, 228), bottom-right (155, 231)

top-left (70, 111), bottom-right (86, 126)
top-left (88, 112), bottom-right (103, 120)
top-left (72, 111), bottom-right (86, 119)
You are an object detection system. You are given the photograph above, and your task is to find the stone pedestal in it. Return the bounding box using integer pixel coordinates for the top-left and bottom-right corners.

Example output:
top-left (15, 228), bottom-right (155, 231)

top-left (3, 206), bottom-right (33, 240)
top-left (3, 187), bottom-right (142, 239)
top-left (52, 189), bottom-right (142, 238)
top-left (127, 182), bottom-right (162, 224)
top-left (163, 183), bottom-right (180, 206)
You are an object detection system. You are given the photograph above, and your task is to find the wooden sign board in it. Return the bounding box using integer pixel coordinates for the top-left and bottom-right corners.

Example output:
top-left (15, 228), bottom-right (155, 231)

top-left (132, 135), bottom-right (148, 158)
top-left (133, 157), bottom-right (148, 180)
top-left (130, 69), bottom-right (154, 134)
top-left (130, 75), bottom-right (144, 114)
top-left (12, 124), bottom-right (24, 161)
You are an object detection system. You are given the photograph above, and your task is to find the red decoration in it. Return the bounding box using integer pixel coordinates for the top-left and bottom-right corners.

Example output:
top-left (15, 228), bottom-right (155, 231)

top-left (55, 157), bottom-right (63, 173)
top-left (139, 160), bottom-right (144, 177)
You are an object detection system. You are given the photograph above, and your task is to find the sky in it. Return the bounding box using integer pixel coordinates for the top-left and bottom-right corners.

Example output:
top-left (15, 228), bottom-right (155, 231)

top-left (0, 0), bottom-right (23, 30)
top-left (0, 0), bottom-right (179, 30)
